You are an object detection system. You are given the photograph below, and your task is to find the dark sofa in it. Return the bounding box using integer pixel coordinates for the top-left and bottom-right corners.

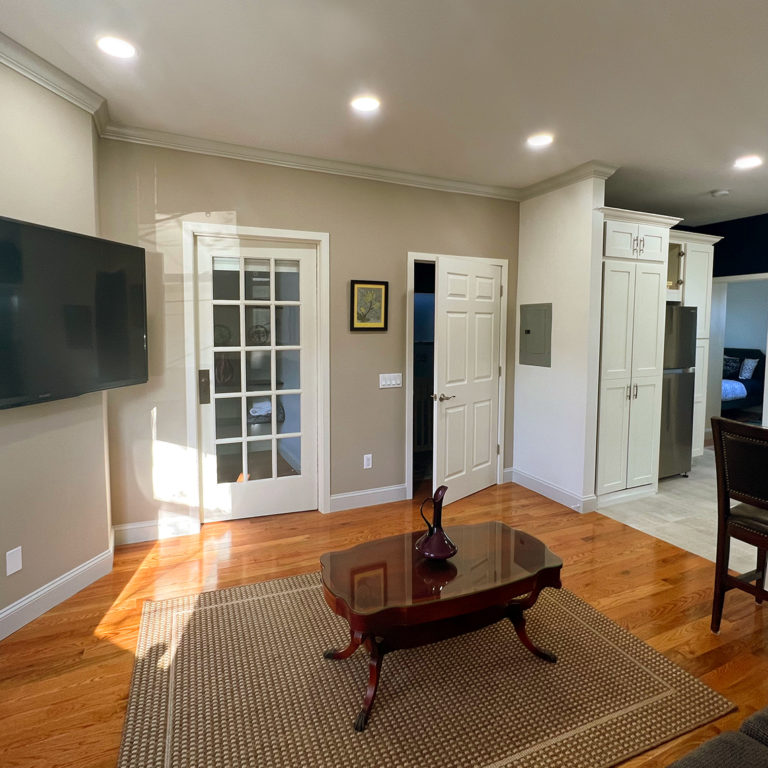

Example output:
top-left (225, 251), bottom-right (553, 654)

top-left (721, 347), bottom-right (765, 411)
top-left (669, 708), bottom-right (768, 767)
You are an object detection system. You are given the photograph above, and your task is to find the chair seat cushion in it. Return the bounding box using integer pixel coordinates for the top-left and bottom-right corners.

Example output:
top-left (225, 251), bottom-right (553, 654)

top-left (668, 731), bottom-right (768, 767)
top-left (729, 503), bottom-right (768, 539)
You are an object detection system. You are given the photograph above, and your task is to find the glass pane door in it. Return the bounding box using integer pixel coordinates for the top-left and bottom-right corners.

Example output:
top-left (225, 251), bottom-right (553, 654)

top-left (197, 235), bottom-right (317, 521)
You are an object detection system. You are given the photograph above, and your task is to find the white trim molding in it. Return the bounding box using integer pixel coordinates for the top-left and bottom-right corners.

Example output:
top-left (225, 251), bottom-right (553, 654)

top-left (0, 31), bottom-right (106, 116)
top-left (597, 206), bottom-right (682, 229)
top-left (520, 161), bottom-right (617, 200)
top-left (113, 516), bottom-right (202, 546)
top-left (0, 548), bottom-right (113, 641)
top-left (102, 124), bottom-right (522, 201)
top-left (330, 484), bottom-right (408, 513)
top-left (181, 221), bottom-right (332, 518)
top-left (713, 272), bottom-right (768, 284)
top-left (511, 468), bottom-right (597, 514)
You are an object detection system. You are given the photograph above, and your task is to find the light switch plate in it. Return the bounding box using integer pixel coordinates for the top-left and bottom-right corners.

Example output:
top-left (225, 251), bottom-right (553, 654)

top-left (379, 373), bottom-right (403, 388)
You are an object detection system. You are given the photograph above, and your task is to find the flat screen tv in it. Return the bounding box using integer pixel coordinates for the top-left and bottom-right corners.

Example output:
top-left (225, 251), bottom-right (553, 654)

top-left (0, 216), bottom-right (148, 410)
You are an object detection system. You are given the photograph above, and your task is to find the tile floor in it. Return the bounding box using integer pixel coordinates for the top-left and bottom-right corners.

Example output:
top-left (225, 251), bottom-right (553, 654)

top-left (598, 448), bottom-right (759, 574)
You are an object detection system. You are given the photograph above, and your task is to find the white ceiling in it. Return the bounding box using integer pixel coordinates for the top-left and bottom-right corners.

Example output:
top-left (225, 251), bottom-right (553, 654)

top-left (2, 0), bottom-right (768, 225)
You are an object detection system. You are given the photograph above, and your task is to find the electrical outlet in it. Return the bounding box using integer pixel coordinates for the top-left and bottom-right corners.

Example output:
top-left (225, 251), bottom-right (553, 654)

top-left (6, 546), bottom-right (22, 576)
top-left (363, 453), bottom-right (372, 469)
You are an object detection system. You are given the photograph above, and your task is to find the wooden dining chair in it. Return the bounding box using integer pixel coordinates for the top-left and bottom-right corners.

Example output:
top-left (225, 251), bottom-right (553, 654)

top-left (710, 416), bottom-right (768, 633)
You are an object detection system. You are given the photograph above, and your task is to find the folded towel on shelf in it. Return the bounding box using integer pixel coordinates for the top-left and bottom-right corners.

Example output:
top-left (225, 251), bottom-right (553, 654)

top-left (249, 402), bottom-right (271, 417)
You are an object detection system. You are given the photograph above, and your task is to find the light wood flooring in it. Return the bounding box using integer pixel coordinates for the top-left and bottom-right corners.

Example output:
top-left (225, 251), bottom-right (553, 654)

top-left (1, 482), bottom-right (767, 767)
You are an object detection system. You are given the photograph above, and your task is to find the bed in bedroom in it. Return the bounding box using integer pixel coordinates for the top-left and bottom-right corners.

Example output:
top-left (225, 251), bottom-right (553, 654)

top-left (721, 347), bottom-right (766, 412)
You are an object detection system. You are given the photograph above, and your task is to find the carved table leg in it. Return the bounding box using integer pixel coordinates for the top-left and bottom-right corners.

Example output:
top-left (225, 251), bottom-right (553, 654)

top-left (508, 606), bottom-right (557, 663)
top-left (354, 636), bottom-right (384, 732)
top-left (324, 629), bottom-right (364, 660)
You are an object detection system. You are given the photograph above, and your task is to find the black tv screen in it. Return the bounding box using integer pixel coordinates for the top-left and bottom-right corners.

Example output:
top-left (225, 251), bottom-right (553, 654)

top-left (0, 216), bottom-right (148, 410)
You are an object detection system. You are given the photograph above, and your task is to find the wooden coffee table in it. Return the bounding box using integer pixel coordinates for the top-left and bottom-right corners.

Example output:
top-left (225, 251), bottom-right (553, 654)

top-left (320, 521), bottom-right (562, 731)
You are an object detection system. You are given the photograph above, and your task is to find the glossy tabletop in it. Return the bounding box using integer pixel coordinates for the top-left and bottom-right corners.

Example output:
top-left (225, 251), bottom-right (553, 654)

top-left (320, 521), bottom-right (562, 615)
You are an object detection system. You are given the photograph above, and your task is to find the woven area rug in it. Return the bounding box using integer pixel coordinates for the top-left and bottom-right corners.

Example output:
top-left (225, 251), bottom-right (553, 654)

top-left (118, 572), bottom-right (733, 768)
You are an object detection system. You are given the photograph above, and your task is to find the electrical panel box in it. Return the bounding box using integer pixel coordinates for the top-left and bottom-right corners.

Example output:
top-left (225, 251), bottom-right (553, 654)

top-left (519, 303), bottom-right (552, 367)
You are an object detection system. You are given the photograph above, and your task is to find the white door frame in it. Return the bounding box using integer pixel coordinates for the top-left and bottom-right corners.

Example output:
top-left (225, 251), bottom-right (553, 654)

top-left (404, 251), bottom-right (508, 499)
top-left (182, 221), bottom-right (331, 516)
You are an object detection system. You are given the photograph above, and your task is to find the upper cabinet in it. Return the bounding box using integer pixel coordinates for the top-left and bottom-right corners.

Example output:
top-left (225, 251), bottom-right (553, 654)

top-left (603, 209), bottom-right (682, 262)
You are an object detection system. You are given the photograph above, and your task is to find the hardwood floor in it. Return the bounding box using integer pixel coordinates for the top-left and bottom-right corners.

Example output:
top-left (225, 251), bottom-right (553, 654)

top-left (1, 482), bottom-right (767, 767)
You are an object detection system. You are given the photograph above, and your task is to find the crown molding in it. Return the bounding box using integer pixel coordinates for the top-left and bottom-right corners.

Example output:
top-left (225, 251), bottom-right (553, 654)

top-left (100, 124), bottom-right (523, 201)
top-left (598, 206), bottom-right (682, 229)
top-left (0, 31), bottom-right (106, 117)
top-left (669, 229), bottom-right (723, 245)
top-left (519, 161), bottom-right (618, 200)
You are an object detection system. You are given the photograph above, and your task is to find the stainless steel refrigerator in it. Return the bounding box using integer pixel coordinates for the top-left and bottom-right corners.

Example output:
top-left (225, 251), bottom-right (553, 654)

top-left (659, 305), bottom-right (697, 478)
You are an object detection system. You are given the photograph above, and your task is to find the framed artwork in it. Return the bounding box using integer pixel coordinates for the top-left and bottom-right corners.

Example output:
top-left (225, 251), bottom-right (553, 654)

top-left (350, 280), bottom-right (388, 331)
top-left (350, 563), bottom-right (388, 610)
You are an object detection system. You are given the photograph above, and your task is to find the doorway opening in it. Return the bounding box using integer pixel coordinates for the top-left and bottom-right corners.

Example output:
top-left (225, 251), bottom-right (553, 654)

top-left (412, 261), bottom-right (435, 499)
top-left (720, 279), bottom-right (768, 426)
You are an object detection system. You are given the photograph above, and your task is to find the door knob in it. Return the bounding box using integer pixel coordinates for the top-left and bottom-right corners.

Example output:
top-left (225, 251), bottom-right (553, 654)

top-left (438, 393), bottom-right (455, 402)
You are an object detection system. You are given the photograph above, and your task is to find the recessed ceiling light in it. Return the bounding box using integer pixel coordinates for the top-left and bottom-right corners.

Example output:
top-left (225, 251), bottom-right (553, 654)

top-left (350, 95), bottom-right (380, 113)
top-left (526, 132), bottom-right (554, 149)
top-left (733, 154), bottom-right (763, 170)
top-left (97, 36), bottom-right (136, 59)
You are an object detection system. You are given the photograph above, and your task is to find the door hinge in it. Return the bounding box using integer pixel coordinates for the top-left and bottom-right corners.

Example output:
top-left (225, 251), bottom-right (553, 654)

top-left (497, 444), bottom-right (500, 455)
top-left (500, 285), bottom-right (503, 298)
top-left (499, 365), bottom-right (502, 377)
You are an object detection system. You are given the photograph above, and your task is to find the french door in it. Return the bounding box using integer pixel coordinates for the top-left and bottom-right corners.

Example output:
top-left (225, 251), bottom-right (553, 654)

top-left (196, 234), bottom-right (318, 521)
top-left (434, 257), bottom-right (502, 505)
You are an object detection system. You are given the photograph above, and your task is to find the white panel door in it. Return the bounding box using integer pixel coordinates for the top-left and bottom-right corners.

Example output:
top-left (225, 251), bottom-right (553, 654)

top-left (601, 260), bottom-right (636, 380)
top-left (692, 338), bottom-right (709, 456)
top-left (637, 224), bottom-right (667, 263)
top-left (596, 379), bottom-right (631, 495)
top-left (631, 262), bottom-right (666, 378)
top-left (435, 257), bottom-right (501, 505)
top-left (604, 221), bottom-right (638, 260)
top-left (626, 379), bottom-right (661, 488)
top-left (197, 235), bottom-right (318, 521)
top-left (683, 243), bottom-right (714, 338)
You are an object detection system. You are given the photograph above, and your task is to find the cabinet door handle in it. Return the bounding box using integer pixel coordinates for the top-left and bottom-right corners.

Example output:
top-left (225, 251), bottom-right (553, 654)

top-left (632, 235), bottom-right (639, 255)
top-left (626, 385), bottom-right (631, 400)
top-left (640, 236), bottom-right (645, 253)
top-left (633, 384), bottom-right (638, 399)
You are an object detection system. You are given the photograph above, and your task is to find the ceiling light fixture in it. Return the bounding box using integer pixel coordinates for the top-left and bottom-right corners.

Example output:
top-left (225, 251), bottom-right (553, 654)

top-left (526, 132), bottom-right (554, 148)
top-left (733, 154), bottom-right (763, 170)
top-left (350, 95), bottom-right (380, 113)
top-left (97, 36), bottom-right (136, 59)
top-left (710, 189), bottom-right (731, 198)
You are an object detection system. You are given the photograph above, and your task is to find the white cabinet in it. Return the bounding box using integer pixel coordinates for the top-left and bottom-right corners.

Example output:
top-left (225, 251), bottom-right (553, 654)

top-left (668, 230), bottom-right (721, 455)
top-left (596, 258), bottom-right (667, 496)
top-left (683, 241), bottom-right (714, 338)
top-left (605, 220), bottom-right (667, 262)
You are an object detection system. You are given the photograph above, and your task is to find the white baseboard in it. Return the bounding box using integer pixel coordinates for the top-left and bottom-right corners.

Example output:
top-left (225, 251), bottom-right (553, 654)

top-left (510, 468), bottom-right (597, 514)
top-left (596, 484), bottom-right (656, 508)
top-left (329, 483), bottom-right (408, 513)
top-left (0, 548), bottom-right (113, 641)
top-left (113, 515), bottom-right (201, 546)
top-left (503, 466), bottom-right (515, 484)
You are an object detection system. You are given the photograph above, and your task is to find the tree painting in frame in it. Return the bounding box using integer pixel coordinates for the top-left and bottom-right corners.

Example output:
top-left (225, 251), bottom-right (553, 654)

top-left (350, 280), bottom-right (388, 331)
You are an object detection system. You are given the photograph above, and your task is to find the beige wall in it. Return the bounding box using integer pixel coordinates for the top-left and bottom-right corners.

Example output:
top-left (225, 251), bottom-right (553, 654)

top-left (98, 140), bottom-right (518, 526)
top-left (0, 64), bottom-right (110, 616)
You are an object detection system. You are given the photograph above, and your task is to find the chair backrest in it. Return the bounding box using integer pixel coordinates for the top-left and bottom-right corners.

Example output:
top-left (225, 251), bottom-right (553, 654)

top-left (711, 417), bottom-right (768, 513)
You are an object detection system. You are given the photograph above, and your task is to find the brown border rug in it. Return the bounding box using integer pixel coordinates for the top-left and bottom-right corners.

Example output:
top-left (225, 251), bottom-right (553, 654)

top-left (118, 572), bottom-right (733, 768)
